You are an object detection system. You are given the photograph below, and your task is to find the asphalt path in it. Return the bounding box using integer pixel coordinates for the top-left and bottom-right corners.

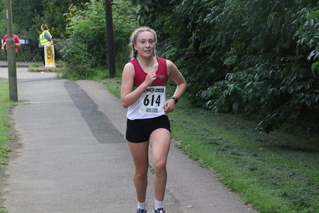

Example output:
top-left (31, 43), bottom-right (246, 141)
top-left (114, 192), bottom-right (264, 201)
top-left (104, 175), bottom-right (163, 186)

top-left (0, 61), bottom-right (257, 213)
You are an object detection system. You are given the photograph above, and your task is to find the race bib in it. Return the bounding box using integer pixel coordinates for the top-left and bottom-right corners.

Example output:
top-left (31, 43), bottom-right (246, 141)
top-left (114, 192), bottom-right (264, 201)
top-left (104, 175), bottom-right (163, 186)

top-left (139, 86), bottom-right (166, 114)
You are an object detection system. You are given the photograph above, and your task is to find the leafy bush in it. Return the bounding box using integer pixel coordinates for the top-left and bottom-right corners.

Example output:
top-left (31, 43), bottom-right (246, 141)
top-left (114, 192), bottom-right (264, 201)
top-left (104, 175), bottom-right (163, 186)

top-left (56, 0), bottom-right (137, 78)
top-left (298, 10), bottom-right (319, 78)
top-left (131, 0), bottom-right (319, 134)
top-left (55, 2), bottom-right (107, 77)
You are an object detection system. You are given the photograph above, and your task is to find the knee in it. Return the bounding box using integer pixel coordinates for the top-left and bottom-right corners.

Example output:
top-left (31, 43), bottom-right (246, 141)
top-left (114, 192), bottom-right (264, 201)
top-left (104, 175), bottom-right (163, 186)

top-left (135, 167), bottom-right (148, 179)
top-left (153, 160), bottom-right (167, 173)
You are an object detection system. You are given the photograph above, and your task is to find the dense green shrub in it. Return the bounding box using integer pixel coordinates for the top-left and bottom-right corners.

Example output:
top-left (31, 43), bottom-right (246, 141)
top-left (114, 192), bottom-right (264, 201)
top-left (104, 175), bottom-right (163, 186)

top-left (131, 0), bottom-right (319, 134)
top-left (298, 10), bottom-right (319, 78)
top-left (55, 2), bottom-right (107, 77)
top-left (56, 0), bottom-right (137, 78)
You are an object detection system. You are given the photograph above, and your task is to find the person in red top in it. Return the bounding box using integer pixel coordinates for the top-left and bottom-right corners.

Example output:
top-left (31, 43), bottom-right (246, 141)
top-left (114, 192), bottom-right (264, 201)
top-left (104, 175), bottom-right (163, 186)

top-left (1, 34), bottom-right (21, 59)
top-left (121, 27), bottom-right (187, 213)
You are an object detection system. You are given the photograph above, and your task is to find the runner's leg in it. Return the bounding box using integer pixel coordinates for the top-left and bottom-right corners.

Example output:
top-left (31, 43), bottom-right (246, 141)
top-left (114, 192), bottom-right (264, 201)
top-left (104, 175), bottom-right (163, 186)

top-left (128, 141), bottom-right (150, 202)
top-left (150, 128), bottom-right (171, 201)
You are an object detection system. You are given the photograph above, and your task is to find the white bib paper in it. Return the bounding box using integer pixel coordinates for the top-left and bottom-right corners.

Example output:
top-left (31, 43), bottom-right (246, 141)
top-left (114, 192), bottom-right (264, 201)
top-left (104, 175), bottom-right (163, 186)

top-left (139, 86), bottom-right (166, 114)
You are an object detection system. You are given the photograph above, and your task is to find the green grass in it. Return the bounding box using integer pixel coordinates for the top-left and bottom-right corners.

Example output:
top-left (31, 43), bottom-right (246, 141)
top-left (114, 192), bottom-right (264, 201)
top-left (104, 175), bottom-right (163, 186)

top-left (0, 81), bottom-right (12, 161)
top-left (55, 63), bottom-right (122, 82)
top-left (102, 77), bottom-right (319, 213)
top-left (0, 80), bottom-right (13, 213)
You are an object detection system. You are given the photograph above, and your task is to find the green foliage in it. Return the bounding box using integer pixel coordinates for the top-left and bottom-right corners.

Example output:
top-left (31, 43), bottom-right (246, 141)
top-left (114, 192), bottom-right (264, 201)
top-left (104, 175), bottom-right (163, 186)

top-left (41, 0), bottom-right (89, 39)
top-left (57, 0), bottom-right (137, 78)
top-left (299, 10), bottom-right (319, 78)
top-left (0, 0), bottom-right (89, 60)
top-left (131, 0), bottom-right (319, 134)
top-left (203, 63), bottom-right (319, 133)
top-left (112, 0), bottom-right (139, 67)
top-left (55, 2), bottom-right (107, 77)
top-left (0, 2), bottom-right (6, 37)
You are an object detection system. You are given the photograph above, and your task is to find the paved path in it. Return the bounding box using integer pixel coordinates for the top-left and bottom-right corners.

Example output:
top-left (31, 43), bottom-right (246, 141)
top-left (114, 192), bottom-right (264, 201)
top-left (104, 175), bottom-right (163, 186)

top-left (0, 61), bottom-right (256, 213)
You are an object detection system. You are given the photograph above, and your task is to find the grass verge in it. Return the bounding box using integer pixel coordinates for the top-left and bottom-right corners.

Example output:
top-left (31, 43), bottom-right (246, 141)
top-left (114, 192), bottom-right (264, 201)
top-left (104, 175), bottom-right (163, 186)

top-left (0, 80), bottom-right (13, 213)
top-left (28, 62), bottom-right (62, 73)
top-left (101, 77), bottom-right (319, 213)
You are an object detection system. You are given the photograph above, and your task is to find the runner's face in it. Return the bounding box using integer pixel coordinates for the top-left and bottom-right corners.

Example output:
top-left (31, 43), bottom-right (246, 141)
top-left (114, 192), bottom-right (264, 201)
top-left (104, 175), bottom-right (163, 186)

top-left (134, 31), bottom-right (155, 58)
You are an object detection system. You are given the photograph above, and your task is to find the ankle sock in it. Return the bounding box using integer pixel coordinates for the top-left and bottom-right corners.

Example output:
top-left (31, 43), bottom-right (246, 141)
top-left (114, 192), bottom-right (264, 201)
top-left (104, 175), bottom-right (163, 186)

top-left (138, 201), bottom-right (147, 210)
top-left (154, 199), bottom-right (164, 209)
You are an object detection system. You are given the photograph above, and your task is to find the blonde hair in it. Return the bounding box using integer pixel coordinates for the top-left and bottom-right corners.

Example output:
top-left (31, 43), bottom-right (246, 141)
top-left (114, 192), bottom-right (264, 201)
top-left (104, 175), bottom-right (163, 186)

top-left (129, 27), bottom-right (157, 59)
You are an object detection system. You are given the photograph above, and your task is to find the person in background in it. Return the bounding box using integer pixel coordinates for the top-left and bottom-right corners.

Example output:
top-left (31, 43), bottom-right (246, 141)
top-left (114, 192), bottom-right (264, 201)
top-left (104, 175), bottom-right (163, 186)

top-left (121, 27), bottom-right (187, 213)
top-left (1, 34), bottom-right (21, 59)
top-left (38, 24), bottom-right (53, 65)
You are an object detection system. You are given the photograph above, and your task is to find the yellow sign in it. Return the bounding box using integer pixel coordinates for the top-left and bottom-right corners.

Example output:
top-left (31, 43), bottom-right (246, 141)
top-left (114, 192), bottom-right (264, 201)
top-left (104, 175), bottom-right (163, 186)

top-left (44, 45), bottom-right (56, 68)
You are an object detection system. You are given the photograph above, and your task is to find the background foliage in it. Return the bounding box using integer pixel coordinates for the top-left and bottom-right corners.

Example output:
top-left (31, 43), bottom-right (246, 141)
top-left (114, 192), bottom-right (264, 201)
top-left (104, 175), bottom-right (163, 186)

top-left (0, 0), bottom-right (137, 76)
top-left (0, 0), bottom-right (90, 61)
top-left (56, 0), bottom-right (137, 78)
top-left (131, 0), bottom-right (319, 134)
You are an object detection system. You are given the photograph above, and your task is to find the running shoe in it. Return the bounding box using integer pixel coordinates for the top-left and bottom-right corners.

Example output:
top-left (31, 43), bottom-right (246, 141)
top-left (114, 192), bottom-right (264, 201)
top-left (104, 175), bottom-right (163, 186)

top-left (153, 207), bottom-right (165, 213)
top-left (136, 208), bottom-right (147, 213)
